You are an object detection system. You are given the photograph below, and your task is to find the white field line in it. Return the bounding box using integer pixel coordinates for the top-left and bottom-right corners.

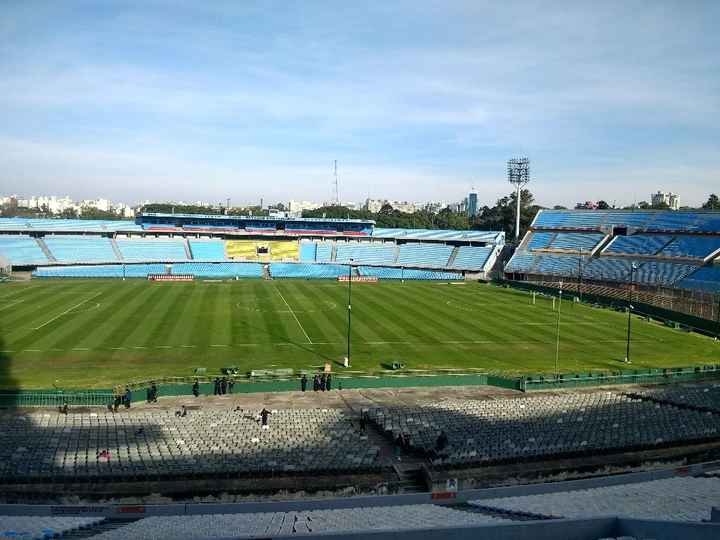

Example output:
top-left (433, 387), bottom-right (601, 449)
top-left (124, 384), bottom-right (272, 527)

top-left (0, 299), bottom-right (24, 312)
top-left (273, 285), bottom-right (313, 344)
top-left (32, 292), bottom-right (103, 330)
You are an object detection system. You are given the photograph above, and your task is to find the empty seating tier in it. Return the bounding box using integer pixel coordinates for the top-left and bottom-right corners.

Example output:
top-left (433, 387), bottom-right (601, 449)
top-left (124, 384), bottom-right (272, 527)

top-left (449, 245), bottom-right (493, 271)
top-left (474, 476), bottom-right (720, 522)
top-left (677, 265), bottom-right (720, 292)
top-left (315, 243), bottom-right (333, 262)
top-left (357, 267), bottom-right (462, 280)
top-left (299, 241), bottom-right (317, 262)
top-left (0, 516), bottom-right (105, 539)
top-left (397, 243), bottom-right (453, 268)
top-left (43, 235), bottom-right (118, 263)
top-left (605, 235), bottom-right (672, 255)
top-left (116, 238), bottom-right (188, 261)
top-left (188, 240), bottom-right (225, 261)
top-left (226, 240), bottom-right (261, 259)
top-left (270, 263), bottom-right (348, 279)
top-left (0, 235), bottom-right (49, 265)
top-left (659, 235), bottom-right (720, 259)
top-left (335, 242), bottom-right (397, 265)
top-left (0, 408), bottom-right (382, 482)
top-left (369, 391), bottom-right (720, 467)
top-left (268, 240), bottom-right (299, 261)
top-left (33, 264), bottom-right (167, 278)
top-left (85, 505), bottom-right (507, 540)
top-left (532, 209), bottom-right (720, 233)
top-left (171, 262), bottom-right (263, 278)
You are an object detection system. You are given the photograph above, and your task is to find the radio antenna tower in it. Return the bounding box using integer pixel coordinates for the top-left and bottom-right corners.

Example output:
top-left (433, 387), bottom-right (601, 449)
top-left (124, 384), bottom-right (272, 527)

top-left (333, 160), bottom-right (340, 205)
top-left (507, 157), bottom-right (530, 242)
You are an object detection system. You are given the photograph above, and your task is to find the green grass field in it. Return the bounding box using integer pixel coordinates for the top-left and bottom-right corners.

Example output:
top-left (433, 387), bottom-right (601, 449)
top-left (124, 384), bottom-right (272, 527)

top-left (0, 279), bottom-right (718, 389)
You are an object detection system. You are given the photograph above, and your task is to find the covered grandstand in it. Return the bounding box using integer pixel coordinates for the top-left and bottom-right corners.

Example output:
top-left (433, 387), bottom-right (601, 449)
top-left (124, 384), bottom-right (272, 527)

top-left (0, 216), bottom-right (504, 279)
top-left (504, 209), bottom-right (720, 321)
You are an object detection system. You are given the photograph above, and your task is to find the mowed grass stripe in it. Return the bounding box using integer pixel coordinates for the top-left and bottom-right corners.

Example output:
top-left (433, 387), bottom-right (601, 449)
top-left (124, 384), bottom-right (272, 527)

top-left (168, 282), bottom-right (207, 348)
top-left (280, 281), bottom-right (338, 344)
top-left (145, 283), bottom-right (194, 346)
top-left (0, 282), bottom-right (96, 345)
top-left (2, 279), bottom-right (720, 389)
top-left (249, 282), bottom-right (287, 345)
top-left (40, 281), bottom-right (145, 351)
top-left (293, 282), bottom-right (348, 343)
top-left (104, 284), bottom-right (172, 356)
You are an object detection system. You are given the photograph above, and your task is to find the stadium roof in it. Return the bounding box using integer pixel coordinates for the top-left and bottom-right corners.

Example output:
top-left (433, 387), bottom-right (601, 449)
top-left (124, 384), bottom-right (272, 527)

top-left (139, 212), bottom-right (375, 224)
top-left (532, 209), bottom-right (720, 233)
top-left (372, 228), bottom-right (504, 243)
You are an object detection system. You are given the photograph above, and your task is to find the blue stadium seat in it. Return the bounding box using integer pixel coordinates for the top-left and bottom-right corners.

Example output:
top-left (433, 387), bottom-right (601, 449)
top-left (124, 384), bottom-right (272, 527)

top-left (33, 264), bottom-right (166, 278)
top-left (116, 239), bottom-right (188, 261)
top-left (605, 235), bottom-right (672, 255)
top-left (188, 240), bottom-right (225, 261)
top-left (43, 235), bottom-right (117, 263)
top-left (527, 232), bottom-right (554, 250)
top-left (357, 266), bottom-right (462, 280)
top-left (549, 233), bottom-right (604, 252)
top-left (315, 242), bottom-right (333, 263)
top-left (397, 243), bottom-right (453, 268)
top-left (677, 266), bottom-right (720, 292)
top-left (335, 242), bottom-right (397, 265)
top-left (171, 262), bottom-right (263, 278)
top-left (0, 235), bottom-right (49, 265)
top-left (659, 235), bottom-right (720, 259)
top-left (449, 246), bottom-right (493, 271)
top-left (270, 263), bottom-right (348, 279)
top-left (299, 241), bottom-right (317, 262)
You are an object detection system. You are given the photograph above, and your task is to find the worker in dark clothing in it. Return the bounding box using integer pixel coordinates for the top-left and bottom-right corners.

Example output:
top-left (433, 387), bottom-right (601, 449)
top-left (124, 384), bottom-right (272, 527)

top-left (313, 374), bottom-right (320, 392)
top-left (124, 387), bottom-right (132, 409)
top-left (113, 396), bottom-right (121, 412)
top-left (150, 382), bottom-right (158, 403)
top-left (300, 374), bottom-right (307, 392)
top-left (320, 374), bottom-right (326, 391)
top-left (359, 412), bottom-right (367, 433)
top-left (326, 374), bottom-right (332, 391)
top-left (213, 378), bottom-right (220, 396)
top-left (260, 408), bottom-right (272, 429)
top-left (436, 430), bottom-right (449, 452)
top-left (192, 379), bottom-right (200, 397)
top-left (228, 379), bottom-right (235, 394)
top-left (220, 377), bottom-right (227, 395)
top-left (59, 402), bottom-right (68, 415)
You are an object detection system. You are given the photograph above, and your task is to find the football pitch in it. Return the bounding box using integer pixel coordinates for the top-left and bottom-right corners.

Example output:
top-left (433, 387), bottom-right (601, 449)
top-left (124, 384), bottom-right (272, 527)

top-left (0, 279), bottom-right (718, 389)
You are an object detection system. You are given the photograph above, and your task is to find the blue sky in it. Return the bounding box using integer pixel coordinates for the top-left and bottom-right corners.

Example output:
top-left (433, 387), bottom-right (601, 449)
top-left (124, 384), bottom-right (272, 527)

top-left (0, 0), bottom-right (718, 208)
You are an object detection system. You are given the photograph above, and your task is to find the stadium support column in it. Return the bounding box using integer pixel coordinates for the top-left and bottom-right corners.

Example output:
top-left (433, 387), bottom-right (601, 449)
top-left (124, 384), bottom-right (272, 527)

top-left (347, 258), bottom-right (353, 365)
top-left (625, 263), bottom-right (637, 363)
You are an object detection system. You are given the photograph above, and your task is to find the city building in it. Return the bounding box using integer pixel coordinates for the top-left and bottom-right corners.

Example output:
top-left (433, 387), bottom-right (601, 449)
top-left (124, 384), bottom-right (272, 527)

top-left (467, 189), bottom-right (478, 217)
top-left (651, 191), bottom-right (680, 210)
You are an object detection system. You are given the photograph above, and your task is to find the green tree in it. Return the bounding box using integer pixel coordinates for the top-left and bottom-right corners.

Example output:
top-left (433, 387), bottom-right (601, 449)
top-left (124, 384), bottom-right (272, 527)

top-left (702, 194), bottom-right (720, 210)
top-left (597, 200), bottom-right (610, 209)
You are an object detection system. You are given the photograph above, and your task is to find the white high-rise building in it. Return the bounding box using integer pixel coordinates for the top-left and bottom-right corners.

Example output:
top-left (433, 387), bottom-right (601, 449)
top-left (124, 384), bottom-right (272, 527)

top-left (651, 191), bottom-right (680, 210)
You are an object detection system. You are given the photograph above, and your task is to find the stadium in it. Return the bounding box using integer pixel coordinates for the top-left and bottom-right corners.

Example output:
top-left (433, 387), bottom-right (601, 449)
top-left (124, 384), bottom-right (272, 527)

top-left (1, 209), bottom-right (720, 539)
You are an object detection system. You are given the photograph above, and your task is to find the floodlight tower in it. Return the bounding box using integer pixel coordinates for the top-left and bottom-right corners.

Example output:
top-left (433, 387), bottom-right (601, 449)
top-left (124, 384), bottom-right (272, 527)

top-left (507, 158), bottom-right (530, 243)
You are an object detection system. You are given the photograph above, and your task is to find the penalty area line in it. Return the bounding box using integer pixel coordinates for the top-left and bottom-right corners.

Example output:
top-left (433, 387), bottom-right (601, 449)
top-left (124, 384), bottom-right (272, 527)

top-left (32, 292), bottom-right (103, 331)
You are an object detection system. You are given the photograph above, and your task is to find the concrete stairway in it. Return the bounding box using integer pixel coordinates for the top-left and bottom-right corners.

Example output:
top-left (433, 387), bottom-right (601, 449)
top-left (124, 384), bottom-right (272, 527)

top-left (110, 238), bottom-right (123, 261)
top-left (36, 237), bottom-right (56, 262)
